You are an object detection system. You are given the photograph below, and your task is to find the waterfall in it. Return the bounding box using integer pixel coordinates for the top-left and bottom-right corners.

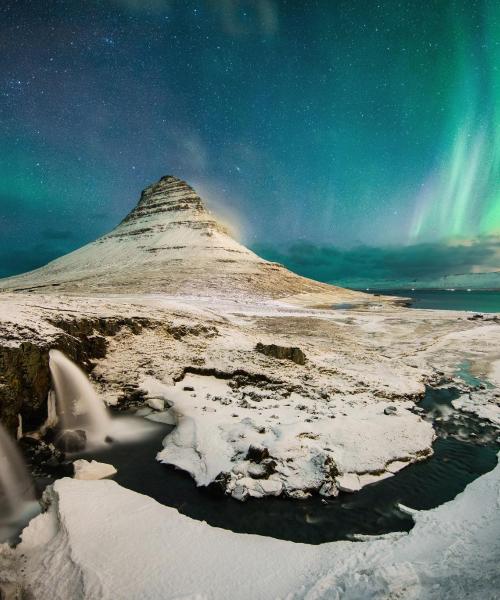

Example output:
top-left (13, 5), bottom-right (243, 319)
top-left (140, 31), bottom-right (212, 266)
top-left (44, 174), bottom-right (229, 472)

top-left (0, 424), bottom-right (35, 519)
top-left (49, 349), bottom-right (112, 442)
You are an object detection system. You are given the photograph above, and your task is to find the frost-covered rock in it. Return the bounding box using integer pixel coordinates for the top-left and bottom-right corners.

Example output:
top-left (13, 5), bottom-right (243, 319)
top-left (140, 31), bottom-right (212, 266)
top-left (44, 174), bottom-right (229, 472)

top-left (336, 473), bottom-right (361, 493)
top-left (73, 460), bottom-right (117, 480)
top-left (146, 397), bottom-right (165, 412)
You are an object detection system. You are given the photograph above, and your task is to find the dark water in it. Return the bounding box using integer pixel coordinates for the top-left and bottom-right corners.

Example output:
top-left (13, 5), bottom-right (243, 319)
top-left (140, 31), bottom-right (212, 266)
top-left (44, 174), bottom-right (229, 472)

top-left (75, 387), bottom-right (499, 545)
top-left (372, 289), bottom-right (500, 313)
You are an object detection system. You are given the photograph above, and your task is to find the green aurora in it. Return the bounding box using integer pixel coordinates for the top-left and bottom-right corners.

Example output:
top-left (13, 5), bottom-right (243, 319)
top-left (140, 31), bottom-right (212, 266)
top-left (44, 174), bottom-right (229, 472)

top-left (411, 0), bottom-right (500, 241)
top-left (0, 0), bottom-right (499, 283)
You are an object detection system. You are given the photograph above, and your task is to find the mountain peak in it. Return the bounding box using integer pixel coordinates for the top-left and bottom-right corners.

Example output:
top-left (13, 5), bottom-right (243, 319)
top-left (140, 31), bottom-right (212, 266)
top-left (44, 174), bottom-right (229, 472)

top-left (116, 175), bottom-right (217, 232)
top-left (0, 175), bottom-right (362, 302)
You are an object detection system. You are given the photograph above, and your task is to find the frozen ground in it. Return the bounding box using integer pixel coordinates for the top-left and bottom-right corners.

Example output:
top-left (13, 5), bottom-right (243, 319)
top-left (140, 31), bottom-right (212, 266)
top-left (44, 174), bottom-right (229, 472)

top-left (1, 291), bottom-right (499, 499)
top-left (1, 175), bottom-right (499, 597)
top-left (1, 450), bottom-right (498, 600)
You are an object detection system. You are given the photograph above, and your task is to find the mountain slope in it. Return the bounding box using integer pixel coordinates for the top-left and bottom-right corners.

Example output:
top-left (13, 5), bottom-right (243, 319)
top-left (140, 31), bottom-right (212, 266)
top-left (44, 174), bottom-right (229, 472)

top-left (0, 175), bottom-right (370, 303)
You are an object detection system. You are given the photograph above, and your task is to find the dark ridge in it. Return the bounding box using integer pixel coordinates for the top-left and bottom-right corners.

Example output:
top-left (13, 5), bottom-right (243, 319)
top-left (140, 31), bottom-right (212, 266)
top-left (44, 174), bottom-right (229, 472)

top-left (173, 365), bottom-right (278, 385)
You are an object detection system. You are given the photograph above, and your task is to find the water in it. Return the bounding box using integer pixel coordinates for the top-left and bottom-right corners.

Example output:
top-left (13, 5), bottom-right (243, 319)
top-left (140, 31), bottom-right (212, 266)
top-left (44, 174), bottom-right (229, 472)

top-left (49, 350), bottom-right (158, 448)
top-left (372, 289), bottom-right (500, 313)
top-left (0, 424), bottom-right (39, 542)
top-left (49, 349), bottom-right (112, 443)
top-left (72, 386), bottom-right (499, 545)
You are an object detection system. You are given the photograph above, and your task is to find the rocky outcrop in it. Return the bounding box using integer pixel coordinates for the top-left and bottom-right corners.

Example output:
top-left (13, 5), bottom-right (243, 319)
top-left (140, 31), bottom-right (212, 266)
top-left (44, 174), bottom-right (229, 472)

top-left (255, 342), bottom-right (306, 365)
top-left (0, 342), bottom-right (52, 434)
top-left (0, 316), bottom-right (156, 436)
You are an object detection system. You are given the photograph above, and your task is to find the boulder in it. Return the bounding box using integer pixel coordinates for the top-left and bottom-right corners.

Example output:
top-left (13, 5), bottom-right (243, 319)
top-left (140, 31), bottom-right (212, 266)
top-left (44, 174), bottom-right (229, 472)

top-left (319, 480), bottom-right (339, 497)
top-left (336, 473), bottom-right (362, 493)
top-left (146, 397), bottom-right (165, 411)
top-left (255, 343), bottom-right (306, 365)
top-left (73, 459), bottom-right (117, 480)
top-left (245, 445), bottom-right (269, 463)
top-left (55, 429), bottom-right (87, 453)
top-left (247, 460), bottom-right (277, 479)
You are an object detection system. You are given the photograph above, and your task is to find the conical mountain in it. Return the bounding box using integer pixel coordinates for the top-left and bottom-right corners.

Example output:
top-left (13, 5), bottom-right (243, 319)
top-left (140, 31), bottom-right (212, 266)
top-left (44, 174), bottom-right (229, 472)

top-left (0, 176), bottom-right (369, 303)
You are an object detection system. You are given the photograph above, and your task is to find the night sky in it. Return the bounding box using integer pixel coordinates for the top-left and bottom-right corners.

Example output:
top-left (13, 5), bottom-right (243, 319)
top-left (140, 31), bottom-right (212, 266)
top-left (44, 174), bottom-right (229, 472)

top-left (1, 0), bottom-right (499, 282)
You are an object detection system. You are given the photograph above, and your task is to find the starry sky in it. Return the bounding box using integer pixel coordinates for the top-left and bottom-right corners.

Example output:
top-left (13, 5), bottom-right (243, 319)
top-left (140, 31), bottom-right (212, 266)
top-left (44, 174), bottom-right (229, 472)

top-left (1, 0), bottom-right (499, 282)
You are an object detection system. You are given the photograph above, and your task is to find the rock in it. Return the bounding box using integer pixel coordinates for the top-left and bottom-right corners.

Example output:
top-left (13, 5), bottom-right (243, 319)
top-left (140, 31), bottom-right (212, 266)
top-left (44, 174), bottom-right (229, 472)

top-left (287, 489), bottom-right (311, 500)
top-left (117, 388), bottom-right (148, 411)
top-left (247, 463), bottom-right (269, 479)
top-left (231, 485), bottom-right (249, 501)
top-left (183, 386), bottom-right (194, 392)
top-left (245, 445), bottom-right (269, 463)
top-left (19, 435), bottom-right (58, 464)
top-left (146, 410), bottom-right (176, 425)
top-left (73, 459), bottom-right (117, 480)
top-left (259, 478), bottom-right (282, 496)
top-left (55, 429), bottom-right (87, 453)
top-left (147, 397), bottom-right (165, 411)
top-left (336, 473), bottom-right (362, 493)
top-left (384, 406), bottom-right (398, 415)
top-left (319, 481), bottom-right (339, 497)
top-left (255, 343), bottom-right (306, 365)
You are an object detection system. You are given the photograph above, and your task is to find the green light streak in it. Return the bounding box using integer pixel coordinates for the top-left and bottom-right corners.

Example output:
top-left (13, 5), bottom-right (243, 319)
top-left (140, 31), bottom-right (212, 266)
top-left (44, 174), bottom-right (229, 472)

top-left (410, 0), bottom-right (500, 241)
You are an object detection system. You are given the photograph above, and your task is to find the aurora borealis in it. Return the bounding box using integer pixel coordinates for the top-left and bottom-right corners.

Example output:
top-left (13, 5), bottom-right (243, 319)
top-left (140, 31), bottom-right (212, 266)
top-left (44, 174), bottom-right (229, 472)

top-left (1, 0), bottom-right (499, 282)
top-left (409, 0), bottom-right (500, 242)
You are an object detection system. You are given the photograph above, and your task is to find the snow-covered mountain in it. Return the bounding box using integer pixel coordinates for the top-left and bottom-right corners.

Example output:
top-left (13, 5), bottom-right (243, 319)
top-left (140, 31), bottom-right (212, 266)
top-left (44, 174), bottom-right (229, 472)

top-left (0, 175), bottom-right (368, 302)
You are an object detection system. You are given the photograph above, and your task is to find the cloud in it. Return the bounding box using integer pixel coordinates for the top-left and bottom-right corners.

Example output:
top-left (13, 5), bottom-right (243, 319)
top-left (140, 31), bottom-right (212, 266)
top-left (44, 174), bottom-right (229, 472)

top-left (253, 237), bottom-right (500, 286)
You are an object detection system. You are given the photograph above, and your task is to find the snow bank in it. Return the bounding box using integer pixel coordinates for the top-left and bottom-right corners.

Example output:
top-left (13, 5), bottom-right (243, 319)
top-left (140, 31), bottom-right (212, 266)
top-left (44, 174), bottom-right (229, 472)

top-left (152, 374), bottom-right (435, 499)
top-left (11, 453), bottom-right (500, 600)
top-left (73, 459), bottom-right (117, 480)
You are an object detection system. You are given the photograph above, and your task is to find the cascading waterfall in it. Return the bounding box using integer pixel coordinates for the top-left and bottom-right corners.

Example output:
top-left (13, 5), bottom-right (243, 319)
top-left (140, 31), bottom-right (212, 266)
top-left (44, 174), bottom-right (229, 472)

top-left (48, 349), bottom-right (154, 446)
top-left (0, 425), bottom-right (35, 518)
top-left (0, 424), bottom-right (39, 543)
top-left (49, 349), bottom-right (112, 443)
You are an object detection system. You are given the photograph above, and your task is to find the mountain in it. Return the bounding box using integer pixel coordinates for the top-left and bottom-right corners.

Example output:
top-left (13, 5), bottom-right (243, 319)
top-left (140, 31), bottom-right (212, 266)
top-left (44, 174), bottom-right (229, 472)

top-left (0, 176), bottom-right (370, 303)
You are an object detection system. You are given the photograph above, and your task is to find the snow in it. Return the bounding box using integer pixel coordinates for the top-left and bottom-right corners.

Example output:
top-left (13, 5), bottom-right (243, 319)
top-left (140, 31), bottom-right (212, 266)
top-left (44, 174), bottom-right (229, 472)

top-left (490, 359), bottom-right (500, 388)
top-left (150, 374), bottom-right (435, 498)
top-left (0, 176), bottom-right (363, 303)
top-left (5, 452), bottom-right (499, 599)
top-left (72, 460), bottom-right (117, 480)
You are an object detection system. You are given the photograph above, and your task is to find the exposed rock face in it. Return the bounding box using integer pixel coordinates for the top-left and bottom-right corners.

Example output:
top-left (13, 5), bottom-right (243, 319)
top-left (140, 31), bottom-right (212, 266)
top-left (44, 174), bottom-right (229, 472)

top-left (0, 342), bottom-right (52, 433)
top-left (0, 175), bottom-right (370, 304)
top-left (115, 176), bottom-right (229, 238)
top-left (255, 342), bottom-right (306, 365)
top-left (0, 315), bottom-right (156, 436)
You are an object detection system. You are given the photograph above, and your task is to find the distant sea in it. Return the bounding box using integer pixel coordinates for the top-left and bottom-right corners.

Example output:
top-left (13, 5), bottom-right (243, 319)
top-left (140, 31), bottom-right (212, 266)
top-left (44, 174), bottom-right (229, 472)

top-left (371, 289), bottom-right (500, 313)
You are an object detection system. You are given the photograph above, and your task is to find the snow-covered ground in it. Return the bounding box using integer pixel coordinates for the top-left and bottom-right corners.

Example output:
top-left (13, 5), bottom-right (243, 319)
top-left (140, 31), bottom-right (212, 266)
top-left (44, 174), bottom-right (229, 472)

top-left (0, 175), bottom-right (499, 597)
top-left (2, 450), bottom-right (498, 600)
top-left (1, 291), bottom-right (499, 499)
top-left (151, 373), bottom-right (434, 499)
